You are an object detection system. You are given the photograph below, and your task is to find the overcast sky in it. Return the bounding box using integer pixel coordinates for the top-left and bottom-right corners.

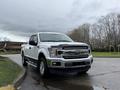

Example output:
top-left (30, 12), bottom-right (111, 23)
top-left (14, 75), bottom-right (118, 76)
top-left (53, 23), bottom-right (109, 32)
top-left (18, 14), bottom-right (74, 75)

top-left (0, 0), bottom-right (120, 42)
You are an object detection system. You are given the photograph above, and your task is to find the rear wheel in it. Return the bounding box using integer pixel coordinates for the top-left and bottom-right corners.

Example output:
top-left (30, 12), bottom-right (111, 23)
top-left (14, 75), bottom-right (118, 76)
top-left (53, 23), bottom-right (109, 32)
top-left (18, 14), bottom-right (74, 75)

top-left (22, 54), bottom-right (28, 67)
top-left (39, 57), bottom-right (49, 77)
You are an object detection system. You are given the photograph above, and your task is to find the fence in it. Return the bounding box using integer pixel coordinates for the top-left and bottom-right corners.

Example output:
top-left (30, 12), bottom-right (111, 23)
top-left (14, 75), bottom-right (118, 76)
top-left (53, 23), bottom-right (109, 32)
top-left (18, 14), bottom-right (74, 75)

top-left (0, 41), bottom-right (25, 52)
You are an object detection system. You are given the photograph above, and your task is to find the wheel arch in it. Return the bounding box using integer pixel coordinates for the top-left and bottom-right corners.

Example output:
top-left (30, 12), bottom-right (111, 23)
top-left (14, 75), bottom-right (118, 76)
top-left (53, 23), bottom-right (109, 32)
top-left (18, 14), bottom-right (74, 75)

top-left (38, 52), bottom-right (46, 60)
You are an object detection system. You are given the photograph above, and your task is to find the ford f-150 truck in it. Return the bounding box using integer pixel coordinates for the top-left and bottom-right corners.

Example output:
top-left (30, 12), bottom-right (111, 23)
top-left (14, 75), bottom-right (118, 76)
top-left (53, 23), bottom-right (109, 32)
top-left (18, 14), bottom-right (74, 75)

top-left (21, 32), bottom-right (93, 77)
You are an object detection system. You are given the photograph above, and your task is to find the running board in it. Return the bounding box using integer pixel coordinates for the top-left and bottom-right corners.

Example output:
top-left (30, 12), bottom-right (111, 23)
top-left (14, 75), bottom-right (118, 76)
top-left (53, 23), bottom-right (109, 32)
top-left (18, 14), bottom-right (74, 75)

top-left (26, 61), bottom-right (37, 68)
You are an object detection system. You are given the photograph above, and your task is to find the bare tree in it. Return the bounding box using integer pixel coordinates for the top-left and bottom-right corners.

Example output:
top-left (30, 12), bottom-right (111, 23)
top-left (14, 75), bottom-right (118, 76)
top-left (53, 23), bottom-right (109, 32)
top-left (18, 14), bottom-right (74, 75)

top-left (68, 13), bottom-right (120, 51)
top-left (68, 23), bottom-right (90, 44)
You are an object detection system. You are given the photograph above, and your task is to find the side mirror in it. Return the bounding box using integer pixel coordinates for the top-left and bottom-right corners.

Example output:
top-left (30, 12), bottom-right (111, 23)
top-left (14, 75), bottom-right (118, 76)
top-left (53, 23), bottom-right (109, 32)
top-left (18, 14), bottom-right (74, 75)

top-left (29, 40), bottom-right (37, 46)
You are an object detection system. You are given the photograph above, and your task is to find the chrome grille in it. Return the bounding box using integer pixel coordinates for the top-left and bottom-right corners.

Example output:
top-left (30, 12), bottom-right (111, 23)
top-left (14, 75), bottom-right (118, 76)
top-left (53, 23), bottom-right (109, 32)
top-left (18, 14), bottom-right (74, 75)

top-left (63, 55), bottom-right (89, 59)
top-left (61, 45), bottom-right (89, 59)
top-left (62, 46), bottom-right (88, 50)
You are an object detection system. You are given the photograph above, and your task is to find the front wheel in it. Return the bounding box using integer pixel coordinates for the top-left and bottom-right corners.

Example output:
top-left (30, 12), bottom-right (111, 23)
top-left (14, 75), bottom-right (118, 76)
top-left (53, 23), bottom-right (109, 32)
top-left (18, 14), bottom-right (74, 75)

top-left (22, 54), bottom-right (28, 67)
top-left (39, 57), bottom-right (49, 77)
top-left (77, 69), bottom-right (89, 75)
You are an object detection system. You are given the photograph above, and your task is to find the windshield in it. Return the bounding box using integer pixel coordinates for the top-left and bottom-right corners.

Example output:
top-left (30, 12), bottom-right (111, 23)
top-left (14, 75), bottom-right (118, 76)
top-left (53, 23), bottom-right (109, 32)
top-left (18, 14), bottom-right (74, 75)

top-left (39, 33), bottom-right (73, 42)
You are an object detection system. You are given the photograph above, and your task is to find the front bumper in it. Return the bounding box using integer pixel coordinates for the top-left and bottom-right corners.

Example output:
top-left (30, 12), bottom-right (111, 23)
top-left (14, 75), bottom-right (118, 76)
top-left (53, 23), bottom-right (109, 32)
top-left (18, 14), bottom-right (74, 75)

top-left (46, 55), bottom-right (93, 69)
top-left (49, 65), bottom-right (91, 73)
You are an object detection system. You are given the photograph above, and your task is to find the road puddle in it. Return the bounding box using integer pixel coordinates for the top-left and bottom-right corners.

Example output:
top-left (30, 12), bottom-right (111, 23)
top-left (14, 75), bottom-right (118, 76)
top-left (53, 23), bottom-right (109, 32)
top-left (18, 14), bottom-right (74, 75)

top-left (28, 66), bottom-right (105, 90)
top-left (93, 86), bottom-right (105, 90)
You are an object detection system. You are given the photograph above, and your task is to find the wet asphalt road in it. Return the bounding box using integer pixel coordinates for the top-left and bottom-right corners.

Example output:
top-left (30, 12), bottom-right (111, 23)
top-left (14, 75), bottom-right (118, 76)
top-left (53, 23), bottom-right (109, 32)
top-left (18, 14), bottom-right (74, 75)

top-left (6, 54), bottom-right (120, 90)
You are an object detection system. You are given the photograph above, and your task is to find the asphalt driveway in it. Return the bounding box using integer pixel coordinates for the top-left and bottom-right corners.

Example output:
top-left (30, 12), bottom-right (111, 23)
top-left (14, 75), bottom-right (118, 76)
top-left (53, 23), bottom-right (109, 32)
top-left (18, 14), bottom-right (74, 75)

top-left (5, 54), bottom-right (120, 90)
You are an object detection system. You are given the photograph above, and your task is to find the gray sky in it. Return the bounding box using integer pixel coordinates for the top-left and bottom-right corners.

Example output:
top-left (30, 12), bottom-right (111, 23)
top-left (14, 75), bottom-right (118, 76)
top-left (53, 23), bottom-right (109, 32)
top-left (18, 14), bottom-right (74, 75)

top-left (0, 0), bottom-right (120, 42)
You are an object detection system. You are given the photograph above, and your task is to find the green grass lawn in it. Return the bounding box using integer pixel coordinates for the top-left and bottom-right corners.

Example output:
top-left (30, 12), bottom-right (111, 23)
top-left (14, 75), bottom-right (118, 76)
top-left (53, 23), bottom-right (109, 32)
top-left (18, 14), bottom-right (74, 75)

top-left (92, 52), bottom-right (120, 57)
top-left (0, 56), bottom-right (22, 86)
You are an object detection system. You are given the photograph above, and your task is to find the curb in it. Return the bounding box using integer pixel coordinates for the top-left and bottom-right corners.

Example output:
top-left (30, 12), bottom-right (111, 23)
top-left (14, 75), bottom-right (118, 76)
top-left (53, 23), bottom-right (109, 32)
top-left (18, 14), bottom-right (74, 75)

top-left (13, 66), bottom-right (27, 89)
top-left (0, 85), bottom-right (15, 90)
top-left (0, 56), bottom-right (27, 90)
top-left (0, 68), bottom-right (26, 90)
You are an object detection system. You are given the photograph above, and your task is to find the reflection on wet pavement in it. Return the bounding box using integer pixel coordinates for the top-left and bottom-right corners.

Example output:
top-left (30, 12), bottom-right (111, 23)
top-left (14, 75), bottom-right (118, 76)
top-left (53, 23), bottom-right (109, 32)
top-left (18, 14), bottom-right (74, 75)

top-left (20, 66), bottom-right (104, 90)
top-left (6, 55), bottom-right (120, 90)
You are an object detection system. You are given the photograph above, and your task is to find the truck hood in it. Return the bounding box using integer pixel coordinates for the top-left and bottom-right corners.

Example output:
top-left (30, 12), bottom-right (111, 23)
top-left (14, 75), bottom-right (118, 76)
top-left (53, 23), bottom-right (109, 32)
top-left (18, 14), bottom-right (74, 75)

top-left (39, 42), bottom-right (88, 48)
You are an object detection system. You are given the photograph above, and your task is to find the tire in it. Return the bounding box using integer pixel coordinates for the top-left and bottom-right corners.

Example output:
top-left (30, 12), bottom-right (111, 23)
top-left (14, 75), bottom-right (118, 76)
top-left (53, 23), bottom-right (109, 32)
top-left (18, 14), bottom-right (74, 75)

top-left (77, 70), bottom-right (89, 75)
top-left (39, 57), bottom-right (49, 77)
top-left (22, 54), bottom-right (28, 67)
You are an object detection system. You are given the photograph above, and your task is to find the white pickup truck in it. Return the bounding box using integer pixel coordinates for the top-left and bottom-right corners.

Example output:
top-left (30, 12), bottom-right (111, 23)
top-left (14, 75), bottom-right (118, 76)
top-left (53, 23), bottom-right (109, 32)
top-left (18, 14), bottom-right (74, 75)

top-left (21, 32), bottom-right (93, 77)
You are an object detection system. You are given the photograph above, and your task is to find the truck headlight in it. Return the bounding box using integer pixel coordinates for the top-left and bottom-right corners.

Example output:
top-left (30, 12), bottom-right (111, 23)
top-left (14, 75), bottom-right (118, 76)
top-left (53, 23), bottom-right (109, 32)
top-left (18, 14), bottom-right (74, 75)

top-left (48, 47), bottom-right (57, 58)
top-left (48, 47), bottom-right (62, 58)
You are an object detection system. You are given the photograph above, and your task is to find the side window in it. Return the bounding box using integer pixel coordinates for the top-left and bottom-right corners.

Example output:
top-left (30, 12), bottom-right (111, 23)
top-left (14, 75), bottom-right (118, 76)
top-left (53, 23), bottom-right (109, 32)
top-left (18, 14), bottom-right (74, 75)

top-left (29, 35), bottom-right (38, 45)
top-left (33, 35), bottom-right (38, 44)
top-left (29, 35), bottom-right (34, 44)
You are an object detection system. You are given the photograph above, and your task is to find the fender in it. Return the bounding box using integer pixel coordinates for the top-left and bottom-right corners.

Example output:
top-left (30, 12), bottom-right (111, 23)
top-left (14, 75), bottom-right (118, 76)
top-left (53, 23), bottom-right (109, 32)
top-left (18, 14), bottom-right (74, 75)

top-left (38, 47), bottom-right (50, 59)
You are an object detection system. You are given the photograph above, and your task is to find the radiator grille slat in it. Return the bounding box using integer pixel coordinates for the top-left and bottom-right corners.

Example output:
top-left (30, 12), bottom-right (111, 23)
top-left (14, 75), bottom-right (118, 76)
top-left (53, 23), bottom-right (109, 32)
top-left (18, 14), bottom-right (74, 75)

top-left (62, 45), bottom-right (89, 59)
top-left (63, 46), bottom-right (88, 50)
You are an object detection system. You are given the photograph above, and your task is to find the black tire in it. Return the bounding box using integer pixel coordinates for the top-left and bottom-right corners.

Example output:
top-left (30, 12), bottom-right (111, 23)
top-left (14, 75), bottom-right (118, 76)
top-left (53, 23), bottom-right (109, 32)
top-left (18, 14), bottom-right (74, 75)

top-left (39, 57), bottom-right (49, 77)
top-left (77, 70), bottom-right (89, 75)
top-left (22, 54), bottom-right (28, 67)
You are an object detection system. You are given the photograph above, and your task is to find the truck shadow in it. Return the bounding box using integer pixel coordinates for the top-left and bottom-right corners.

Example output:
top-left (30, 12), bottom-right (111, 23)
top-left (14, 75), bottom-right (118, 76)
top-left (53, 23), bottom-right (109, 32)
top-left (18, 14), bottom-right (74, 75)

top-left (25, 65), bottom-right (97, 90)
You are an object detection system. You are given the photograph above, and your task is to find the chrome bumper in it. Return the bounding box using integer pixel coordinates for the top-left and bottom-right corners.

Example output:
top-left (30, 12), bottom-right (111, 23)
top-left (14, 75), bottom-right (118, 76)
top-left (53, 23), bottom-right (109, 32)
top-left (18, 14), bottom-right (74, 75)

top-left (47, 55), bottom-right (93, 68)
